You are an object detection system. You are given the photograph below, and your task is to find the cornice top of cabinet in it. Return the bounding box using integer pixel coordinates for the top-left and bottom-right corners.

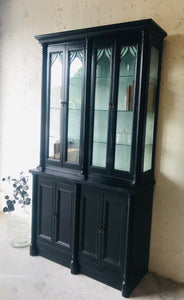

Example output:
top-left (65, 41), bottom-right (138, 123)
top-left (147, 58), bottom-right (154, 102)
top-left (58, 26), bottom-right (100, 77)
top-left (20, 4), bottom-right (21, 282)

top-left (35, 19), bottom-right (167, 44)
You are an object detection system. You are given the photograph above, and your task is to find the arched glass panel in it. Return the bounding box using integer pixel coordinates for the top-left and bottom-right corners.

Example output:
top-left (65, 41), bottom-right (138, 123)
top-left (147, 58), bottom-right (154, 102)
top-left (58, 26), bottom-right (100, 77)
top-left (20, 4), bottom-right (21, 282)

top-left (92, 48), bottom-right (112, 168)
top-left (66, 50), bottom-right (83, 164)
top-left (114, 46), bottom-right (137, 171)
top-left (49, 52), bottom-right (63, 160)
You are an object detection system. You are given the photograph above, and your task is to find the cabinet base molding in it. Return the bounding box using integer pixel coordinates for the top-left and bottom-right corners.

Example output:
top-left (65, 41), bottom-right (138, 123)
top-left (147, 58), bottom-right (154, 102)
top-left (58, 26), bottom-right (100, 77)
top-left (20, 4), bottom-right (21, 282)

top-left (37, 242), bottom-right (71, 269)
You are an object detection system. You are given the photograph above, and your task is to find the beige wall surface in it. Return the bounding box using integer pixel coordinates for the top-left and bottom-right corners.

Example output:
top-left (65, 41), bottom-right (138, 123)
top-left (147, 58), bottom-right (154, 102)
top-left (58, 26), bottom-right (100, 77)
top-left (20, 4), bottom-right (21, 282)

top-left (0, 0), bottom-right (184, 284)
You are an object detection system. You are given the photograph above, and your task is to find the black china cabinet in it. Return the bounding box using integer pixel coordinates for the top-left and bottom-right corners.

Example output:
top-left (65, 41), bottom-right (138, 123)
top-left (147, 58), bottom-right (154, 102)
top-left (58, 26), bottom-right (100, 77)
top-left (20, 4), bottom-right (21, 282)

top-left (30, 19), bottom-right (167, 297)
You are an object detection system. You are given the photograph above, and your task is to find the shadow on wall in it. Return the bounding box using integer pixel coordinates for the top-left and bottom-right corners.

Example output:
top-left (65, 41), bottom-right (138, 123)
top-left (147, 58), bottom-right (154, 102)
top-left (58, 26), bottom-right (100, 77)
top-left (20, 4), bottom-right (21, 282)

top-left (155, 34), bottom-right (184, 188)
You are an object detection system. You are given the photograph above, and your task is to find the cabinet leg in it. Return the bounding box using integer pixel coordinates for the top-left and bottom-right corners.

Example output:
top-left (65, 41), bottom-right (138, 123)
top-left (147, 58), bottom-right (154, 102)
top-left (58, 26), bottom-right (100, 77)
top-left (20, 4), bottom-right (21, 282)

top-left (30, 244), bottom-right (39, 256)
top-left (70, 259), bottom-right (79, 274)
top-left (121, 280), bottom-right (131, 298)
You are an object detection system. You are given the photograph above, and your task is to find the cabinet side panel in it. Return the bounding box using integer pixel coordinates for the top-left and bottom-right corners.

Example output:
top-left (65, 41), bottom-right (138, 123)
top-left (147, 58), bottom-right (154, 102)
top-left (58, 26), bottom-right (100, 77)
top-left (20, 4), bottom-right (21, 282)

top-left (132, 185), bottom-right (154, 271)
top-left (123, 185), bottom-right (154, 297)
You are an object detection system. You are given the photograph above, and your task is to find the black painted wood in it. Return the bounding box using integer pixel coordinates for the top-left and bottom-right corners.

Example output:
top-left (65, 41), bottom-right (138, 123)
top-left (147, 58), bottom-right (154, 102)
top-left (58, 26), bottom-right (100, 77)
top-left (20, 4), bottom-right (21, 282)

top-left (38, 177), bottom-right (55, 241)
top-left (35, 19), bottom-right (167, 44)
top-left (30, 174), bottom-right (39, 256)
top-left (56, 182), bottom-right (74, 248)
top-left (101, 191), bottom-right (127, 272)
top-left (79, 186), bottom-right (103, 264)
top-left (30, 19), bottom-right (167, 298)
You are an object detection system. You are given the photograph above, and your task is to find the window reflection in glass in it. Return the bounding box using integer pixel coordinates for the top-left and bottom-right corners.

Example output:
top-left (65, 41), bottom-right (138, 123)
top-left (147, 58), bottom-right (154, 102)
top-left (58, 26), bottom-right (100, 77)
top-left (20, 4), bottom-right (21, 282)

top-left (49, 53), bottom-right (63, 160)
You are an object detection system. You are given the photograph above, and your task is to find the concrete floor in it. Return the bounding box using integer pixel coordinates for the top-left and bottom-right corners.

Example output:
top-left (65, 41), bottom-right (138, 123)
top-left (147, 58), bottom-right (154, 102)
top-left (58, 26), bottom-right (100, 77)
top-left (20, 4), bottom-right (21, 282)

top-left (1, 213), bottom-right (184, 300)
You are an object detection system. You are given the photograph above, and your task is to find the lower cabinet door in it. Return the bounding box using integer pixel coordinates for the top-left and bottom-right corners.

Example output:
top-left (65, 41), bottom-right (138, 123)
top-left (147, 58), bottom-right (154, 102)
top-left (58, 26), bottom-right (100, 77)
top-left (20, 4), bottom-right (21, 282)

top-left (79, 185), bottom-right (127, 273)
top-left (37, 176), bottom-right (75, 262)
top-left (101, 191), bottom-right (127, 272)
top-left (55, 182), bottom-right (75, 253)
top-left (37, 177), bottom-right (55, 242)
top-left (79, 186), bottom-right (103, 263)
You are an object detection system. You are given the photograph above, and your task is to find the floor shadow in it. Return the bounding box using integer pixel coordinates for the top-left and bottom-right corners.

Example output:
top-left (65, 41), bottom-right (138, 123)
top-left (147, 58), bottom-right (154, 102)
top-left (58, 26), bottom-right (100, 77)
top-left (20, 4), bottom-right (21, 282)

top-left (130, 272), bottom-right (184, 299)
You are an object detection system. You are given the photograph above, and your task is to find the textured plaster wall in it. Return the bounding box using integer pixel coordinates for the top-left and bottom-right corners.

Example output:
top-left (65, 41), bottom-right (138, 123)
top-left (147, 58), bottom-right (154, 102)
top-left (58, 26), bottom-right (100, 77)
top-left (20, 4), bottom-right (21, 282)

top-left (0, 0), bottom-right (184, 284)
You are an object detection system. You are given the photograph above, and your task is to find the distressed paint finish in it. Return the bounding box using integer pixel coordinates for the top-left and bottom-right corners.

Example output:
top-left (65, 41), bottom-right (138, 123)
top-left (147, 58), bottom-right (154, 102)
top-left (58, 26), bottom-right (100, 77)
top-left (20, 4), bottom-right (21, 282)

top-left (0, 0), bottom-right (184, 285)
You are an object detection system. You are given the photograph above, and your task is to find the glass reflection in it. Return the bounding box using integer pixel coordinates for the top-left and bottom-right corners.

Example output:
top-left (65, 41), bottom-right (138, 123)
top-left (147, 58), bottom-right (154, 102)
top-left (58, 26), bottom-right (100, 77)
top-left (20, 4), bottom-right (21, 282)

top-left (67, 50), bottom-right (83, 164)
top-left (143, 47), bottom-right (159, 171)
top-left (49, 53), bottom-right (63, 160)
top-left (114, 46), bottom-right (137, 171)
top-left (92, 49), bottom-right (111, 167)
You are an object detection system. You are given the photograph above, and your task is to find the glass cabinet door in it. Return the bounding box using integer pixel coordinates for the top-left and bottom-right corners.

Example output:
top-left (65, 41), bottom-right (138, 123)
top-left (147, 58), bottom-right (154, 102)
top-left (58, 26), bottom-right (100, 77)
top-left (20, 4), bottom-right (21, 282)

top-left (48, 52), bottom-right (63, 160)
top-left (92, 48), bottom-right (112, 168)
top-left (66, 50), bottom-right (84, 164)
top-left (114, 46), bottom-right (137, 172)
top-left (47, 45), bottom-right (84, 168)
top-left (90, 44), bottom-right (137, 173)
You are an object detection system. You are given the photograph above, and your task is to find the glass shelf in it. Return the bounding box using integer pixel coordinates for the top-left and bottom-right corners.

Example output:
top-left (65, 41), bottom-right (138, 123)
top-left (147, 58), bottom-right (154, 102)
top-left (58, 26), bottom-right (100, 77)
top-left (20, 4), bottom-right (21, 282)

top-left (93, 140), bottom-right (107, 144)
top-left (68, 108), bottom-right (81, 112)
top-left (119, 75), bottom-right (136, 78)
top-left (117, 110), bottom-right (134, 113)
top-left (96, 76), bottom-right (111, 79)
top-left (116, 143), bottom-right (132, 146)
top-left (50, 106), bottom-right (61, 110)
top-left (94, 109), bottom-right (109, 112)
top-left (67, 138), bottom-right (80, 142)
top-left (70, 77), bottom-right (82, 79)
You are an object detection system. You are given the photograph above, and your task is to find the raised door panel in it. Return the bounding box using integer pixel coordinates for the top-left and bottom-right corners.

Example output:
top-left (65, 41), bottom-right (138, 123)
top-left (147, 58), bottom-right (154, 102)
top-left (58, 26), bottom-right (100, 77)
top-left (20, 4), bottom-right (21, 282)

top-left (55, 182), bottom-right (74, 251)
top-left (79, 186), bottom-right (103, 263)
top-left (38, 178), bottom-right (55, 241)
top-left (101, 191), bottom-right (127, 272)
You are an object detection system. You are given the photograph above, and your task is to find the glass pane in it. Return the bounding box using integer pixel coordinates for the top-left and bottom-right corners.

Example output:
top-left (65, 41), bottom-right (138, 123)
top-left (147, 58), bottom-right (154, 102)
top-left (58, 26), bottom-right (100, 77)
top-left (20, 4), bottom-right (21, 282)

top-left (143, 47), bottom-right (159, 171)
top-left (114, 46), bottom-right (137, 171)
top-left (67, 50), bottom-right (83, 164)
top-left (49, 53), bottom-right (63, 159)
top-left (92, 48), bottom-right (111, 167)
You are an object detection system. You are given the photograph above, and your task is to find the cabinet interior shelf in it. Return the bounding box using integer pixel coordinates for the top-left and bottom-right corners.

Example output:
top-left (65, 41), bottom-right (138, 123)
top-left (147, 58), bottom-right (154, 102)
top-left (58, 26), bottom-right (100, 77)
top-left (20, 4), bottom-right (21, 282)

top-left (119, 75), bottom-right (135, 78)
top-left (68, 108), bottom-right (81, 111)
top-left (68, 138), bottom-right (80, 142)
top-left (50, 106), bottom-right (61, 110)
top-left (94, 110), bottom-right (134, 112)
top-left (96, 75), bottom-right (135, 79)
top-left (70, 77), bottom-right (82, 80)
top-left (50, 108), bottom-right (134, 113)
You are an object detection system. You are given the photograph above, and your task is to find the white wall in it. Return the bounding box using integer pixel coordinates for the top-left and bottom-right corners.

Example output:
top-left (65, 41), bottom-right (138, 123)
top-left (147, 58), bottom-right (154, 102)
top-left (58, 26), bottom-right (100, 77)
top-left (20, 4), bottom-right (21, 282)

top-left (0, 0), bottom-right (184, 284)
